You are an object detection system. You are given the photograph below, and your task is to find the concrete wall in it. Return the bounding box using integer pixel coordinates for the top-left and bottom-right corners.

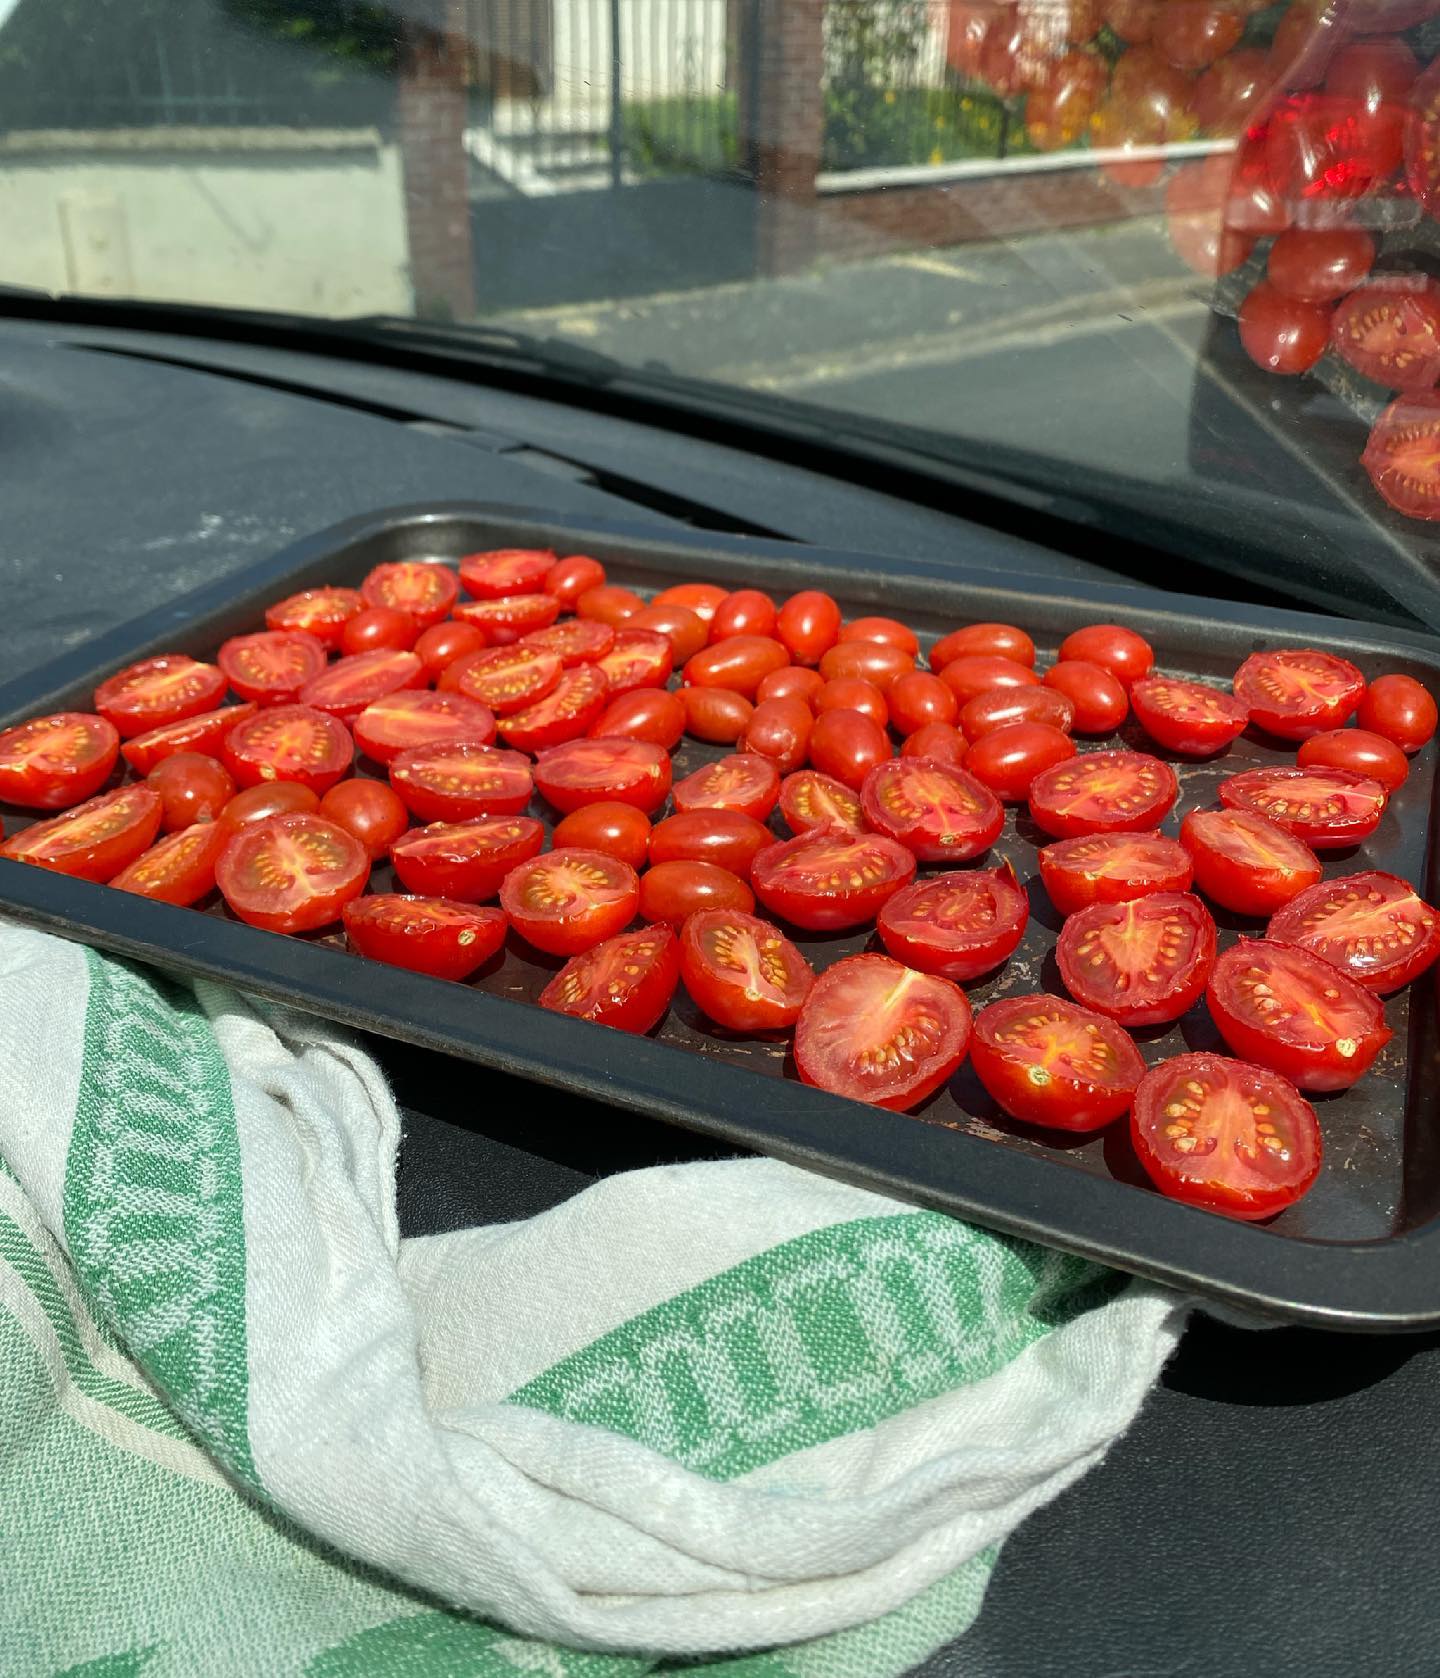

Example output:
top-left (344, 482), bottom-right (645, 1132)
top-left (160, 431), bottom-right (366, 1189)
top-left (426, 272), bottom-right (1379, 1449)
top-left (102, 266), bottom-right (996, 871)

top-left (0, 128), bottom-right (413, 317)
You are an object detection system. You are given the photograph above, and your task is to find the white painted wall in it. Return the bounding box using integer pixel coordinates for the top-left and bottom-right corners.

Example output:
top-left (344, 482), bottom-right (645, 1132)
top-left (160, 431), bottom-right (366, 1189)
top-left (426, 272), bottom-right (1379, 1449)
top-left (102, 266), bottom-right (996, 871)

top-left (0, 128), bottom-right (412, 316)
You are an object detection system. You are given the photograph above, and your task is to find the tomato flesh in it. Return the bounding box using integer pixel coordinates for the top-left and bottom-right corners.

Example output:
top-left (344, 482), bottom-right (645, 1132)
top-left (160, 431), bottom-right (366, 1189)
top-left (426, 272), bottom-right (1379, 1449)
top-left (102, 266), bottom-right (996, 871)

top-left (1028, 750), bottom-right (1177, 840)
top-left (679, 909), bottom-right (813, 1032)
top-left (389, 743), bottom-right (533, 823)
top-left (878, 860), bottom-right (1029, 982)
top-left (1332, 278), bottom-right (1440, 393)
top-left (300, 649), bottom-right (426, 722)
top-left (0, 712), bottom-right (120, 810)
top-left (216, 812), bottom-right (369, 934)
top-left (794, 954), bottom-right (971, 1112)
top-left (1131, 1053), bottom-right (1322, 1221)
top-left (1, 785), bottom-right (162, 883)
top-left (344, 895), bottom-right (507, 981)
top-left (534, 737), bottom-right (672, 815)
top-left (454, 593), bottom-right (562, 644)
top-left (496, 665), bottom-right (610, 755)
top-left (672, 754), bottom-right (781, 821)
top-left (1179, 807), bottom-right (1322, 916)
top-left (860, 758), bottom-right (1003, 862)
top-left (970, 994), bottom-right (1145, 1132)
top-left (521, 618), bottom-right (615, 667)
top-left (594, 630), bottom-right (674, 696)
top-left (1039, 832), bottom-right (1193, 916)
top-left (1130, 676), bottom-right (1248, 757)
top-left (222, 705), bottom-right (354, 795)
top-left (540, 924), bottom-right (680, 1033)
top-left (499, 847), bottom-right (641, 956)
top-left (1233, 648), bottom-right (1366, 740)
top-left (1206, 938), bottom-right (1391, 1091)
top-left (751, 826), bottom-right (915, 931)
top-left (111, 821), bottom-right (227, 907)
top-left (360, 561), bottom-right (459, 629)
top-left (265, 586), bottom-right (363, 648)
top-left (459, 547), bottom-right (557, 600)
top-left (353, 690), bottom-right (497, 764)
top-left (121, 703), bottom-right (257, 776)
top-left (1218, 765), bottom-right (1387, 850)
top-left (1363, 392), bottom-right (1440, 523)
top-left (95, 655), bottom-right (227, 738)
top-left (778, 769), bottom-right (863, 834)
top-left (218, 631), bottom-right (327, 706)
top-left (390, 814), bottom-right (544, 902)
top-left (1268, 870), bottom-right (1440, 993)
top-left (449, 645), bottom-right (562, 715)
top-left (1057, 891), bottom-right (1216, 1026)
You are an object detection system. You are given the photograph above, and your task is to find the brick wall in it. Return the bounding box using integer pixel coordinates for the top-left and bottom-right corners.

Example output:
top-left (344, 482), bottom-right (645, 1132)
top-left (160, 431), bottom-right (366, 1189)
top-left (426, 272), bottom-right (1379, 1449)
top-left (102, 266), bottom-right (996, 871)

top-left (395, 0), bottom-right (474, 319)
top-left (750, 0), bottom-right (825, 277)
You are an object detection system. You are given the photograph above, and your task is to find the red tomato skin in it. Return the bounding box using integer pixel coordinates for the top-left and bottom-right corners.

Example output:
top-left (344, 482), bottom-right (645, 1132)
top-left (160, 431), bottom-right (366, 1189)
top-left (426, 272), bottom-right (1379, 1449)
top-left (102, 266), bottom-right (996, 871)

top-left (937, 655), bottom-right (1042, 708)
top-left (353, 690), bottom-right (497, 766)
top-left (929, 623), bottom-right (1036, 671)
top-left (533, 738), bottom-right (672, 815)
top-left (1297, 728), bottom-right (1408, 791)
top-left (653, 583), bottom-right (727, 624)
top-left (545, 555), bottom-right (606, 608)
top-left (0, 712), bottom-right (120, 810)
top-left (671, 754), bottom-right (781, 821)
top-left (627, 604), bottom-right (708, 663)
top-left (217, 782), bottom-right (320, 838)
top-left (1331, 277), bottom-right (1440, 393)
top-left (808, 709), bottom-right (892, 790)
top-left (710, 590), bottom-right (778, 642)
top-left (648, 810), bottom-right (773, 879)
top-left (888, 672), bottom-right (959, 735)
top-left (899, 723), bottom-right (969, 768)
top-left (752, 827), bottom-right (916, 931)
top-left (2, 786), bottom-right (163, 883)
top-left (962, 722), bottom-right (1075, 803)
top-left (218, 631), bottom-right (329, 705)
top-left (1357, 674), bottom-right (1437, 753)
top-left (1233, 649), bottom-right (1366, 741)
top-left (360, 562), bottom-right (458, 629)
top-left (1219, 765), bottom-right (1386, 849)
top-left (683, 636), bottom-right (790, 698)
top-left (146, 753), bottom-right (235, 833)
top-left (499, 848), bottom-right (641, 957)
top-left (1268, 869), bottom-right (1440, 993)
top-left (221, 705), bottom-right (354, 796)
top-left (970, 994), bottom-right (1145, 1132)
top-left (814, 680), bottom-right (888, 729)
top-left (1364, 392), bottom-right (1440, 521)
top-left (1057, 892), bottom-right (1216, 1026)
top-left (390, 743), bottom-right (534, 824)
top-left (317, 780), bottom-right (410, 860)
top-left (877, 861), bottom-right (1029, 982)
top-left (1130, 676), bottom-right (1250, 757)
top-left (587, 689), bottom-right (685, 750)
top-left (818, 642), bottom-right (914, 690)
top-left (540, 925), bottom-right (680, 1034)
top-left (1180, 807), bottom-right (1322, 916)
top-left (95, 656), bottom-right (228, 738)
top-left (265, 586), bottom-right (363, 649)
top-left (417, 623), bottom-right (489, 679)
top-left (300, 650), bottom-right (426, 723)
top-left (458, 547), bottom-right (557, 601)
top-left (497, 666), bottom-right (611, 755)
top-left (777, 590), bottom-right (842, 665)
top-left (344, 896), bottom-right (507, 981)
top-left (1043, 661), bottom-right (1128, 733)
top-left (1239, 282), bottom-right (1332, 376)
top-left (121, 703), bottom-right (257, 777)
top-left (757, 666), bottom-right (827, 708)
top-left (390, 815), bottom-right (544, 902)
top-left (1056, 626), bottom-right (1154, 688)
top-left (111, 821), bottom-right (227, 907)
top-left (1267, 228), bottom-right (1375, 303)
top-left (679, 909), bottom-right (813, 1033)
top-left (678, 687), bottom-right (753, 744)
top-left (576, 584), bottom-right (644, 627)
top-left (861, 757), bottom-right (1004, 862)
top-left (639, 860), bottom-right (755, 926)
top-left (1039, 833), bottom-right (1194, 916)
top-left (553, 803), bottom-right (652, 870)
top-left (340, 607), bottom-right (419, 656)
top-left (1028, 750), bottom-right (1178, 840)
top-left (741, 697), bottom-right (814, 775)
top-left (1206, 939), bottom-right (1391, 1092)
top-left (838, 616), bottom-right (919, 657)
top-left (960, 686), bottom-right (1072, 740)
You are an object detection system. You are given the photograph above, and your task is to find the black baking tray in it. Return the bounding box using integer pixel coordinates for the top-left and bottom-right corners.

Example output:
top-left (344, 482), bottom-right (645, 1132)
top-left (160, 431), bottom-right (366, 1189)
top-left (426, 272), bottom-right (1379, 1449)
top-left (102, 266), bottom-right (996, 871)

top-left (3, 501), bottom-right (1440, 1330)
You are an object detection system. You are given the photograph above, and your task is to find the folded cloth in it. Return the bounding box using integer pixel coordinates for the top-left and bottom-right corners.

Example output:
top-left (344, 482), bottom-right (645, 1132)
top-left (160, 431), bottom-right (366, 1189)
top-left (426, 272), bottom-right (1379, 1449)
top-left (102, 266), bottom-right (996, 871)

top-left (0, 924), bottom-right (1186, 1676)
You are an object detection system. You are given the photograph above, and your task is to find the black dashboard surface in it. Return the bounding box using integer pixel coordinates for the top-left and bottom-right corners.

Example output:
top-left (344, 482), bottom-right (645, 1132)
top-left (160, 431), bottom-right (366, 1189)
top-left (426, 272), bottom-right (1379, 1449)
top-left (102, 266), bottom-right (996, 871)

top-left (4, 319), bottom-right (1436, 1678)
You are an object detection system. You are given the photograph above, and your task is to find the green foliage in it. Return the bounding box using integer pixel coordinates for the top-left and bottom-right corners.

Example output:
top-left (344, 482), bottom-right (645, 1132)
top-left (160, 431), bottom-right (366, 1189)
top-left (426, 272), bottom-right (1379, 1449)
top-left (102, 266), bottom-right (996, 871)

top-left (622, 93), bottom-right (741, 176)
top-left (223, 0), bottom-right (402, 73)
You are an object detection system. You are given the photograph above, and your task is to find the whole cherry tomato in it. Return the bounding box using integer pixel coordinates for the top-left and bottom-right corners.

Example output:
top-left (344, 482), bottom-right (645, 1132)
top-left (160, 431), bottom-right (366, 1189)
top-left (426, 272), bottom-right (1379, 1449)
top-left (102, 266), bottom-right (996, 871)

top-left (900, 722), bottom-right (969, 767)
top-left (1357, 673), bottom-right (1437, 752)
top-left (1044, 660), bottom-right (1129, 732)
top-left (938, 655), bottom-right (1042, 707)
top-left (1239, 282), bottom-right (1332, 376)
top-left (808, 708), bottom-right (891, 789)
top-left (742, 697), bottom-right (814, 774)
top-left (887, 671), bottom-right (958, 734)
top-left (648, 809), bottom-right (774, 879)
top-left (961, 685), bottom-right (1074, 739)
top-left (929, 623), bottom-right (1036, 673)
top-left (683, 635), bottom-right (790, 696)
top-left (414, 620), bottom-right (487, 678)
top-left (341, 606), bottom-right (418, 656)
top-left (962, 722), bottom-right (1076, 803)
top-left (837, 616), bottom-right (919, 657)
top-left (678, 686), bottom-right (753, 744)
top-left (1297, 727), bottom-right (1409, 790)
top-left (552, 801), bottom-right (652, 869)
top-left (1153, 1), bottom-right (1242, 73)
top-left (757, 665), bottom-right (826, 707)
top-left (653, 582), bottom-right (727, 624)
top-left (710, 589), bottom-right (778, 642)
top-left (776, 590), bottom-right (842, 665)
top-left (216, 780), bottom-right (320, 838)
top-left (639, 859), bottom-right (755, 927)
top-left (818, 642), bottom-right (915, 689)
top-left (1194, 46), bottom-right (1269, 135)
top-left (318, 779), bottom-right (410, 859)
top-left (1057, 625), bottom-right (1154, 687)
top-left (577, 584), bottom-right (644, 626)
top-left (815, 678), bottom-right (888, 728)
top-left (146, 752), bottom-right (235, 833)
top-left (588, 688), bottom-right (686, 750)
top-left (545, 555), bottom-right (606, 608)
top-left (627, 603), bottom-right (709, 662)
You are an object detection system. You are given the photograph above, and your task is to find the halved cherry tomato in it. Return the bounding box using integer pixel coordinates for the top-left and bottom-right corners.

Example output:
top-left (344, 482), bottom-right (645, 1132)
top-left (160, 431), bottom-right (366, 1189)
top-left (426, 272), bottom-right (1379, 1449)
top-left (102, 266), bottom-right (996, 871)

top-left (899, 723), bottom-right (969, 768)
top-left (639, 859), bottom-right (754, 925)
top-left (794, 955), bottom-right (971, 1112)
top-left (1234, 648), bottom-right (1366, 740)
top-left (594, 629), bottom-right (673, 695)
top-left (146, 752), bottom-right (234, 832)
top-left (521, 618), bottom-right (615, 667)
top-left (540, 924), bottom-right (680, 1032)
top-left (218, 631), bottom-right (328, 705)
top-left (683, 635), bottom-right (789, 697)
top-left (1269, 870), bottom-right (1440, 994)
top-left (0, 712), bottom-right (119, 810)
top-left (1357, 673), bottom-right (1437, 753)
top-left (818, 642), bottom-right (914, 690)
top-left (878, 860), bottom-right (1028, 982)
top-left (545, 555), bottom-right (606, 608)
top-left (577, 584), bottom-right (645, 627)
top-left (970, 994), bottom-right (1145, 1132)
top-left (1056, 625), bottom-right (1154, 688)
top-left (678, 686), bottom-right (753, 744)
top-left (497, 665), bottom-right (610, 754)
top-left (265, 586), bottom-right (363, 649)
top-left (415, 622), bottom-right (488, 679)
top-left (1131, 676), bottom-right (1249, 757)
top-left (390, 814), bottom-right (544, 901)
top-left (929, 623), bottom-right (1035, 671)
top-left (1267, 228), bottom-right (1375, 304)
top-left (1297, 728), bottom-right (1408, 791)
top-left (300, 649), bottom-right (425, 722)
top-left (222, 705), bottom-right (353, 795)
top-left (1057, 891), bottom-right (1215, 1026)
top-left (1363, 392), bottom-right (1440, 521)
top-left (553, 802), bottom-right (652, 869)
top-left (1331, 277), bottom-right (1440, 392)
top-left (742, 697), bottom-right (814, 774)
top-left (861, 757), bottom-right (1003, 861)
top-left (1219, 764), bottom-right (1386, 849)
top-left (937, 655), bottom-right (1041, 708)
top-left (680, 909), bottom-right (813, 1032)
top-left (888, 671), bottom-right (959, 734)
top-left (450, 645), bottom-right (562, 715)
top-left (120, 703), bottom-right (257, 776)
top-left (459, 547), bottom-right (557, 600)
top-left (390, 742), bottom-right (533, 823)
top-left (776, 590), bottom-right (842, 665)
top-left (216, 813), bottom-right (369, 934)
top-left (1043, 661), bottom-right (1128, 733)
top-left (1131, 1053), bottom-right (1322, 1221)
top-left (963, 722), bottom-right (1075, 803)
top-left (1, 785), bottom-right (162, 883)
top-left (1028, 750), bottom-right (1177, 840)
top-left (1207, 938), bottom-right (1390, 1092)
top-left (808, 709), bottom-right (892, 790)
top-left (778, 769), bottom-right (863, 834)
top-left (751, 826), bottom-right (915, 930)
top-left (534, 737), bottom-right (671, 814)
top-left (672, 753), bottom-right (780, 820)
top-left (216, 781), bottom-right (320, 838)
top-left (1180, 807), bottom-right (1322, 916)
top-left (454, 593), bottom-right (562, 645)
top-left (341, 607), bottom-right (419, 657)
top-left (500, 847), bottom-right (641, 956)
top-left (1040, 831), bottom-right (1193, 916)
top-left (960, 686), bottom-right (1071, 740)
top-left (711, 590), bottom-right (778, 642)
top-left (344, 895), bottom-right (507, 982)
top-left (353, 689), bottom-right (496, 765)
top-left (649, 809), bottom-right (773, 878)
top-left (95, 655), bottom-right (227, 738)
top-left (360, 560), bottom-right (459, 629)
top-left (628, 603), bottom-right (708, 663)
top-left (587, 689), bottom-right (685, 750)
top-left (653, 582), bottom-right (727, 624)
top-left (1406, 55), bottom-right (1440, 217)
top-left (111, 821), bottom-right (227, 906)
top-left (317, 779), bottom-right (409, 859)
top-left (815, 679), bottom-right (887, 728)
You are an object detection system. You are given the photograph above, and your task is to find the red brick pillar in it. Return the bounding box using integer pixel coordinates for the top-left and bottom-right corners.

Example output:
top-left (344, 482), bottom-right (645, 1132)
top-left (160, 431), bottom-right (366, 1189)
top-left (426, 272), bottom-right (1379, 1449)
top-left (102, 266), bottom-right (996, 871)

top-left (396, 0), bottom-right (475, 320)
top-left (750, 0), bottom-right (825, 277)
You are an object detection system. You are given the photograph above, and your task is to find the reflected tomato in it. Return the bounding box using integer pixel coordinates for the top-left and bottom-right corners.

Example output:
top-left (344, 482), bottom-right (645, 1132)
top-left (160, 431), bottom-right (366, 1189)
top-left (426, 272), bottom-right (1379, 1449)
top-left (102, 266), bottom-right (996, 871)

top-left (553, 801), bottom-right (652, 869)
top-left (1267, 228), bottom-right (1375, 303)
top-left (1364, 392), bottom-right (1440, 521)
top-left (638, 859), bottom-right (754, 926)
top-left (1025, 50), bottom-right (1106, 150)
top-left (1240, 282), bottom-right (1333, 375)
top-left (1194, 47), bottom-right (1270, 135)
top-left (1332, 278), bottom-right (1440, 392)
top-left (1153, 1), bottom-right (1242, 72)
top-left (1100, 0), bottom-right (1157, 43)
top-left (1265, 92), bottom-right (1405, 221)
top-left (1405, 57), bottom-right (1440, 217)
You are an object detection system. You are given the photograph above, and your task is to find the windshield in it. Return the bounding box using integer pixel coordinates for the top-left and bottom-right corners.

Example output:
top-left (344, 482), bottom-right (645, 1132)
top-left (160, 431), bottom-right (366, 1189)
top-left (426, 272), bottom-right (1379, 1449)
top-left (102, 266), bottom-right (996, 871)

top-left (5, 0), bottom-right (1440, 620)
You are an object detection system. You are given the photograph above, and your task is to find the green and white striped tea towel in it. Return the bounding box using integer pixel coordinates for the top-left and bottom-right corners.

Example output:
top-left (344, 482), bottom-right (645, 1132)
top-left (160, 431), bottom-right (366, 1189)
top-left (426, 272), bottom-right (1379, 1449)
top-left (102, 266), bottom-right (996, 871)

top-left (0, 922), bottom-right (1185, 1677)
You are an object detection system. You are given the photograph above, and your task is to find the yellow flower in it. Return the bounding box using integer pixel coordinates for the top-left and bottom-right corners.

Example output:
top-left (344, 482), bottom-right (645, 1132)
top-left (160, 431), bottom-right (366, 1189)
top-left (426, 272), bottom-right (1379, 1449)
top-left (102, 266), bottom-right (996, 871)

top-left (961, 96), bottom-right (973, 110)
top-left (930, 146), bottom-right (944, 164)
top-left (934, 116), bottom-right (947, 129)
top-left (884, 89), bottom-right (896, 104)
